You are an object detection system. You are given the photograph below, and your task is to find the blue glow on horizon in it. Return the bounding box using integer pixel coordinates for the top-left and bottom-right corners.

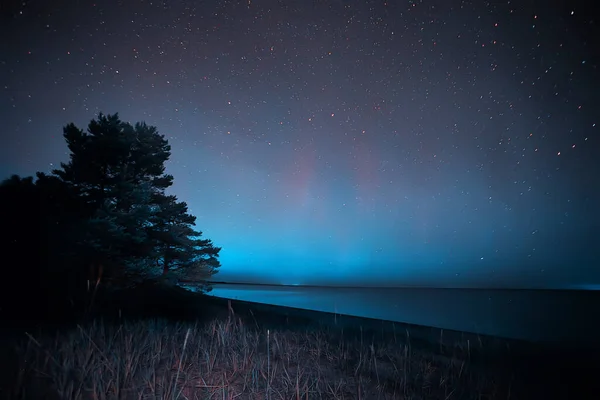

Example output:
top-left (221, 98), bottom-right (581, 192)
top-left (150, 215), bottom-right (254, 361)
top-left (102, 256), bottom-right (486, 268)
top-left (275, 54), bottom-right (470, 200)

top-left (2, 0), bottom-right (598, 290)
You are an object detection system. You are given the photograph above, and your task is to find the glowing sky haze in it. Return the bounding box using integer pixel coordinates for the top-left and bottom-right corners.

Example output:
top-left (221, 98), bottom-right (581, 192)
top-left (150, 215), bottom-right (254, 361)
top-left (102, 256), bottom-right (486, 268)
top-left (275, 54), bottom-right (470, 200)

top-left (1, 0), bottom-right (598, 288)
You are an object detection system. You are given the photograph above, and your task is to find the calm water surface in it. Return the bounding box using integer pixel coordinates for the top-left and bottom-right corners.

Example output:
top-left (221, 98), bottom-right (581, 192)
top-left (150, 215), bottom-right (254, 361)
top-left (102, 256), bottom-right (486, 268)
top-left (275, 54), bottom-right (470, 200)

top-left (207, 284), bottom-right (600, 346)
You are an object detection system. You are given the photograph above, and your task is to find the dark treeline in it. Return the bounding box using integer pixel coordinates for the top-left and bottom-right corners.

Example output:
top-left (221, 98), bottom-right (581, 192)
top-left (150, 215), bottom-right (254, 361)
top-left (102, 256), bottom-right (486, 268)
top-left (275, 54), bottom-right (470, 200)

top-left (0, 113), bottom-right (221, 324)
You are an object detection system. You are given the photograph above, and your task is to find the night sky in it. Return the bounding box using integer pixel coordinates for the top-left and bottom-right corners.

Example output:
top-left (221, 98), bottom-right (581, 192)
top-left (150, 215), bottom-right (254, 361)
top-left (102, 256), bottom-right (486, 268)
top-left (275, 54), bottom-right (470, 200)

top-left (1, 0), bottom-right (598, 288)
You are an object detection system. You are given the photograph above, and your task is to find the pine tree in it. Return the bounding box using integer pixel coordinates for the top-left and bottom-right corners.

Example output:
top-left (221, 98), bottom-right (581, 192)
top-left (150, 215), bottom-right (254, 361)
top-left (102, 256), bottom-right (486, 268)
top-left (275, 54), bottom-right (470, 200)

top-left (53, 114), bottom-right (151, 269)
top-left (147, 193), bottom-right (221, 284)
top-left (52, 113), bottom-right (220, 287)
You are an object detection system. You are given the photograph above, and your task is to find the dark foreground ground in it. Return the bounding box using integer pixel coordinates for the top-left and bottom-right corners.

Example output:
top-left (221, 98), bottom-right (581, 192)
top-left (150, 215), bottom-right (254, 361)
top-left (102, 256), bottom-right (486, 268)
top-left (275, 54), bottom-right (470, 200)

top-left (1, 282), bottom-right (598, 399)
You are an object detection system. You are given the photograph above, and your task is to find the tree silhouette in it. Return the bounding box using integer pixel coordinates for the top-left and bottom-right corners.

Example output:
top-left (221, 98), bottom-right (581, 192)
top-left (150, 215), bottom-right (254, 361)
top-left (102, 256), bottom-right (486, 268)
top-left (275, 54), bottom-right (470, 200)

top-left (52, 112), bottom-right (220, 285)
top-left (0, 113), bottom-right (220, 323)
top-left (0, 172), bottom-right (91, 320)
top-left (147, 193), bottom-right (221, 283)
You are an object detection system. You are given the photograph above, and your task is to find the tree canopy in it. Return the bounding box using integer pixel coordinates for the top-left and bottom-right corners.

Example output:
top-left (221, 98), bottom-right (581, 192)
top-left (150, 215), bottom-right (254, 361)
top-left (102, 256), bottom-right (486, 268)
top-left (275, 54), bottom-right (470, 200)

top-left (0, 113), bottom-right (220, 319)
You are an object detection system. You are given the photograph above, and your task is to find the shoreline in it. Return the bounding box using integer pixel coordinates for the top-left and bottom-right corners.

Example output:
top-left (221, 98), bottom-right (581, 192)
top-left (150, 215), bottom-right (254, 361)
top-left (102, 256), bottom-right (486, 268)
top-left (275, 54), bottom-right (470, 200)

top-left (204, 286), bottom-right (600, 348)
top-left (207, 280), bottom-right (594, 291)
top-left (202, 293), bottom-right (598, 362)
top-left (1, 283), bottom-right (599, 398)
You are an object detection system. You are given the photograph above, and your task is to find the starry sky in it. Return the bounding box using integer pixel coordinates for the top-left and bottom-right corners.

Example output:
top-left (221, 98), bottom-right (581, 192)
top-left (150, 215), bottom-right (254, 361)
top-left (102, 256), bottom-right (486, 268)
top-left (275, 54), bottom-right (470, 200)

top-left (1, 0), bottom-right (598, 288)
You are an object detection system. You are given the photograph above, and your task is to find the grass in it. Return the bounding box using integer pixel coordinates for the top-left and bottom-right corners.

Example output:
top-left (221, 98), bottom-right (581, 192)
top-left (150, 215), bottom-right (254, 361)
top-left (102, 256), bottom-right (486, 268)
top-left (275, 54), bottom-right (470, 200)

top-left (5, 309), bottom-right (510, 400)
top-left (1, 282), bottom-right (596, 399)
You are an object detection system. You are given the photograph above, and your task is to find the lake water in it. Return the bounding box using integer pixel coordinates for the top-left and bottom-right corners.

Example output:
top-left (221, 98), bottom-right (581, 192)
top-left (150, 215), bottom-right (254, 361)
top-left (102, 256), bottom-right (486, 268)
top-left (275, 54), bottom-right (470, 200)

top-left (207, 284), bottom-right (600, 347)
